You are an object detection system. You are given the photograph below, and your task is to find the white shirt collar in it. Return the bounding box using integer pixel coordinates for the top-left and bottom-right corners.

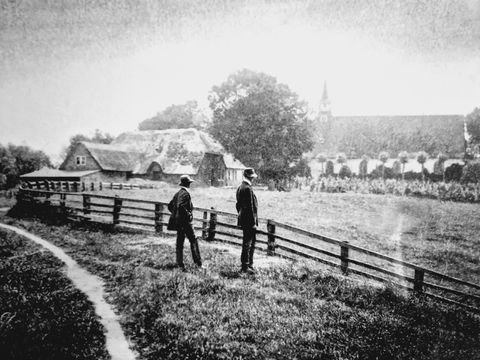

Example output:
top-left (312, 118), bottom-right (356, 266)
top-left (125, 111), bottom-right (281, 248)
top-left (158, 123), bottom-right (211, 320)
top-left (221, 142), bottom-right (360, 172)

top-left (180, 186), bottom-right (190, 193)
top-left (243, 177), bottom-right (252, 185)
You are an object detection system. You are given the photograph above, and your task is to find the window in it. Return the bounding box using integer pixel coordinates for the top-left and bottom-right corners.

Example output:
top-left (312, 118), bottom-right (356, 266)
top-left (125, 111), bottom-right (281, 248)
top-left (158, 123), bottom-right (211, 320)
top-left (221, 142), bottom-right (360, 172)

top-left (75, 156), bottom-right (86, 166)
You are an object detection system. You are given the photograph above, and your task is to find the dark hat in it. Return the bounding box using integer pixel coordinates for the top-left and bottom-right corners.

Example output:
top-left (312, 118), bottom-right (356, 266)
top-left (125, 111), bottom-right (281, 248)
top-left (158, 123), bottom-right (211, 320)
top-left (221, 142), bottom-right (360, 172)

top-left (179, 175), bottom-right (195, 186)
top-left (243, 168), bottom-right (258, 178)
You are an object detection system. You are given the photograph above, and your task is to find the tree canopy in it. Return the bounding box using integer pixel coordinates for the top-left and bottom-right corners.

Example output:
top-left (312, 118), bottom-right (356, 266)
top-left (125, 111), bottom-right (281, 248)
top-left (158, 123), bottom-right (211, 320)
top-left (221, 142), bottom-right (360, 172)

top-left (0, 143), bottom-right (51, 189)
top-left (466, 107), bottom-right (480, 158)
top-left (208, 69), bottom-right (313, 180)
top-left (138, 100), bottom-right (209, 131)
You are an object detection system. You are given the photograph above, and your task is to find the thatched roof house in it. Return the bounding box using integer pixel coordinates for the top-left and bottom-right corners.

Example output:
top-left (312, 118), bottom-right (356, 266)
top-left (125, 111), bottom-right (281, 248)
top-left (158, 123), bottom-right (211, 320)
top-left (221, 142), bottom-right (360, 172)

top-left (57, 129), bottom-right (245, 186)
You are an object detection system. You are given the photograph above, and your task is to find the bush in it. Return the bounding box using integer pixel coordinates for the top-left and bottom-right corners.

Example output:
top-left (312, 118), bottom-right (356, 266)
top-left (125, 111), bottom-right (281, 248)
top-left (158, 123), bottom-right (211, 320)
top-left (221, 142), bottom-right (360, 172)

top-left (359, 158), bottom-right (368, 178)
top-left (338, 164), bottom-right (352, 179)
top-left (445, 163), bottom-right (464, 182)
top-left (461, 161), bottom-right (480, 183)
top-left (403, 170), bottom-right (427, 181)
top-left (370, 165), bottom-right (394, 179)
top-left (325, 160), bottom-right (335, 176)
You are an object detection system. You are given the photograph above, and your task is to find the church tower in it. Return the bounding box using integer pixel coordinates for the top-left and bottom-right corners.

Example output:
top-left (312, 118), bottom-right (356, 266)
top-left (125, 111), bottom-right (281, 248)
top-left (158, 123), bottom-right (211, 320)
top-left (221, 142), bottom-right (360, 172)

top-left (319, 81), bottom-right (331, 123)
top-left (313, 81), bottom-right (332, 153)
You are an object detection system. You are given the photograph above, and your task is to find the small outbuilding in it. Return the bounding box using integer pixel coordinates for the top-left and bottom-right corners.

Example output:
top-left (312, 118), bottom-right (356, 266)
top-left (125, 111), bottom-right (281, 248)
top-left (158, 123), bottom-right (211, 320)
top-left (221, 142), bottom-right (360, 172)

top-left (20, 167), bottom-right (102, 183)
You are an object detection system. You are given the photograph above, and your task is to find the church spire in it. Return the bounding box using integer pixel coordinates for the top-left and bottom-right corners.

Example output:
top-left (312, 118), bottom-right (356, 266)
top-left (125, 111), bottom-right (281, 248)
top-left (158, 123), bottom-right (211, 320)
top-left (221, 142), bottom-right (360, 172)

top-left (321, 81), bottom-right (329, 102)
top-left (319, 80), bottom-right (331, 116)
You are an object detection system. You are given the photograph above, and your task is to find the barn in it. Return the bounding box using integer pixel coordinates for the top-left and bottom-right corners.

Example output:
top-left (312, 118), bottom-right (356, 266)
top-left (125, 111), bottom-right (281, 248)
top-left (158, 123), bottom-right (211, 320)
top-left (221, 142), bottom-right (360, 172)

top-left (53, 128), bottom-right (246, 186)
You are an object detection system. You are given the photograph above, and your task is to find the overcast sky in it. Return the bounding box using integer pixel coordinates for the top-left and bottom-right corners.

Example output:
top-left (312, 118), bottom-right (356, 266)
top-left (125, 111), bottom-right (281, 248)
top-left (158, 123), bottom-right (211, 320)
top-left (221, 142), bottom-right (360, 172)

top-left (1, 0), bottom-right (479, 161)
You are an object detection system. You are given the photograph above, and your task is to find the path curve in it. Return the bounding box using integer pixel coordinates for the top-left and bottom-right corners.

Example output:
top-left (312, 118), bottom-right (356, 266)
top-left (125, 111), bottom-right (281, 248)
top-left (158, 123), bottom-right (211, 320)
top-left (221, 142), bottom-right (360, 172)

top-left (0, 223), bottom-right (136, 360)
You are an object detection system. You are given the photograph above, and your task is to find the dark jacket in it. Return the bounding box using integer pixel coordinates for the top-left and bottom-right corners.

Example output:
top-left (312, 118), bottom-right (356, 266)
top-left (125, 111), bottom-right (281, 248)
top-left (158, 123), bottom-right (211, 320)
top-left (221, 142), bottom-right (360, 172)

top-left (236, 180), bottom-right (258, 228)
top-left (167, 187), bottom-right (193, 231)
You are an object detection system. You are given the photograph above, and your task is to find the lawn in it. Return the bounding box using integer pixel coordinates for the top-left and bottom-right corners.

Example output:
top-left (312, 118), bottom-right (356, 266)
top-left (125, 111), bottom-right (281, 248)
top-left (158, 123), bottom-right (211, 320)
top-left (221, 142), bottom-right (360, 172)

top-left (2, 186), bottom-right (479, 359)
top-left (1, 217), bottom-right (478, 360)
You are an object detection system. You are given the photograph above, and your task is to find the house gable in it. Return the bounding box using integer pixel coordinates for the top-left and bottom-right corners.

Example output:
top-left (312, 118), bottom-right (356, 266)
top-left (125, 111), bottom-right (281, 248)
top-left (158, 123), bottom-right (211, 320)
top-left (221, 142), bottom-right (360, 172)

top-left (60, 143), bottom-right (101, 171)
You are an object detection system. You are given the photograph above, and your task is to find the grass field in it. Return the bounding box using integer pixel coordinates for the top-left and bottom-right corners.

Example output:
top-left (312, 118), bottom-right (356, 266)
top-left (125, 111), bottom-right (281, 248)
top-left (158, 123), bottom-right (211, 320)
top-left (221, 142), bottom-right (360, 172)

top-left (2, 217), bottom-right (479, 360)
top-left (88, 184), bottom-right (480, 285)
top-left (2, 186), bottom-right (479, 359)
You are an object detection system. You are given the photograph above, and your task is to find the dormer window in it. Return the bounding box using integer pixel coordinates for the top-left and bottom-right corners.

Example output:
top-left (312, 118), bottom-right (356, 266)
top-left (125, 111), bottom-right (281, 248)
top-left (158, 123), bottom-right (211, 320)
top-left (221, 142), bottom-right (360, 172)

top-left (75, 156), bottom-right (86, 166)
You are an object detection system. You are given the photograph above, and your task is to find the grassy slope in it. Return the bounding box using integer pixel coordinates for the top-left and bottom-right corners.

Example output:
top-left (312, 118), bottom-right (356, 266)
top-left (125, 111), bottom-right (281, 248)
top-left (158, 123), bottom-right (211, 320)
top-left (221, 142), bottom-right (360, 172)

top-left (0, 227), bottom-right (109, 360)
top-left (91, 185), bottom-right (480, 284)
top-left (4, 217), bottom-right (479, 360)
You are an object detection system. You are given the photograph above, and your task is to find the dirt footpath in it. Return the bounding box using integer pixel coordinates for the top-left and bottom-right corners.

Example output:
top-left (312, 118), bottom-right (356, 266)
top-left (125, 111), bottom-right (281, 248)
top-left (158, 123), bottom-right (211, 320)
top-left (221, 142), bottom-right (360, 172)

top-left (0, 222), bottom-right (137, 360)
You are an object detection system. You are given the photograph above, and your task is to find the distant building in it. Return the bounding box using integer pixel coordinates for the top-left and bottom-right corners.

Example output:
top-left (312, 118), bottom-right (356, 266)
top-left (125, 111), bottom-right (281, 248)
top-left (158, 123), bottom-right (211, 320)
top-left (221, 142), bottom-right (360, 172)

top-left (313, 82), bottom-right (466, 159)
top-left (54, 128), bottom-right (245, 186)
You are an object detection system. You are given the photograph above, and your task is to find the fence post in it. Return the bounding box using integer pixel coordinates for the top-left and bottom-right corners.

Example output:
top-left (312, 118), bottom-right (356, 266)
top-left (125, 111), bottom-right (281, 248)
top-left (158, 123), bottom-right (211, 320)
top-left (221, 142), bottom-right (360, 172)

top-left (45, 180), bottom-right (50, 191)
top-left (340, 241), bottom-right (349, 274)
top-left (110, 182), bottom-right (113, 190)
top-left (60, 193), bottom-right (66, 215)
top-left (90, 182), bottom-right (94, 191)
top-left (154, 203), bottom-right (163, 234)
top-left (99, 182), bottom-right (103, 191)
top-left (81, 181), bottom-right (86, 192)
top-left (413, 269), bottom-right (425, 294)
top-left (44, 191), bottom-right (51, 206)
top-left (83, 194), bottom-right (91, 220)
top-left (202, 210), bottom-right (208, 239)
top-left (36, 181), bottom-right (40, 189)
top-left (113, 196), bottom-right (122, 226)
top-left (207, 207), bottom-right (217, 242)
top-left (267, 219), bottom-right (276, 256)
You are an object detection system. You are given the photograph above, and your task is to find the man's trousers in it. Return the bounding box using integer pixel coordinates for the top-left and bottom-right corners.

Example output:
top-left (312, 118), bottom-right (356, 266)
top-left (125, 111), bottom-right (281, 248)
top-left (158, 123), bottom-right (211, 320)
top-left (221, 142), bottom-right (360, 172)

top-left (176, 223), bottom-right (202, 267)
top-left (241, 226), bottom-right (256, 269)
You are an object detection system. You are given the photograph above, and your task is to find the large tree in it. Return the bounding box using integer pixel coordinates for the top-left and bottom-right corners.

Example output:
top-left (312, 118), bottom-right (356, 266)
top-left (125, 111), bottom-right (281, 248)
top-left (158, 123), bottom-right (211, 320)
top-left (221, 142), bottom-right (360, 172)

top-left (138, 100), bottom-right (209, 131)
top-left (208, 69), bottom-right (313, 180)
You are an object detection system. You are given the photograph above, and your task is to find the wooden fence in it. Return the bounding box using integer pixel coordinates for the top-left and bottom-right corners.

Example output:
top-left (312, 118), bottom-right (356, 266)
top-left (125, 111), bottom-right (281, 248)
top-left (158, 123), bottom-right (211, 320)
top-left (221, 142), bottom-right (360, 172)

top-left (21, 180), bottom-right (159, 192)
top-left (15, 188), bottom-right (480, 313)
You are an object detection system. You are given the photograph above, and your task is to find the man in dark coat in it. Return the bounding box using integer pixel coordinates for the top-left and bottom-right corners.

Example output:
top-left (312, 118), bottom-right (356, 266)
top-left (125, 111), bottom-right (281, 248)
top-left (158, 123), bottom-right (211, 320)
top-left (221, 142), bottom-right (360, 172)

top-left (167, 175), bottom-right (202, 269)
top-left (236, 168), bottom-right (258, 274)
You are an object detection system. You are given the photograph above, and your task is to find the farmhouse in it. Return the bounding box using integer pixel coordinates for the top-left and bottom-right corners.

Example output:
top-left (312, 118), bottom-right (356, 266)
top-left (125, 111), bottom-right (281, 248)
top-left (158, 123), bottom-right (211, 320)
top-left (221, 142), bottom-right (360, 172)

top-left (56, 128), bottom-right (246, 186)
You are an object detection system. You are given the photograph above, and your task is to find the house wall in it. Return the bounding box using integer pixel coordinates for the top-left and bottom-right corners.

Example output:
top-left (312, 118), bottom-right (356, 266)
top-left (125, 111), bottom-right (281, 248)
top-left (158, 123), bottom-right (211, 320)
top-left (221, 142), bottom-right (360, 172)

top-left (60, 144), bottom-right (128, 181)
top-left (83, 171), bottom-right (128, 183)
top-left (225, 168), bottom-right (243, 186)
top-left (197, 153), bottom-right (226, 186)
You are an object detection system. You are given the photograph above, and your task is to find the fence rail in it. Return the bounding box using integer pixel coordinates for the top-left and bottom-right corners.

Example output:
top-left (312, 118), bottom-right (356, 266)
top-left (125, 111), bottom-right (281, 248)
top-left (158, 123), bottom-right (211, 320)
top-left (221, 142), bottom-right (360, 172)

top-left (21, 180), bottom-right (160, 192)
top-left (14, 188), bottom-right (480, 313)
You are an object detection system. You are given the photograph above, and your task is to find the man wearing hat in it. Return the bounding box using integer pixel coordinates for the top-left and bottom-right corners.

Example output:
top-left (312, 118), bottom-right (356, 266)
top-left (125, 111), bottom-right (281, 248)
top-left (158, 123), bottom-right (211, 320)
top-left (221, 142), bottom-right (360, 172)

top-left (236, 167), bottom-right (259, 274)
top-left (167, 175), bottom-right (202, 269)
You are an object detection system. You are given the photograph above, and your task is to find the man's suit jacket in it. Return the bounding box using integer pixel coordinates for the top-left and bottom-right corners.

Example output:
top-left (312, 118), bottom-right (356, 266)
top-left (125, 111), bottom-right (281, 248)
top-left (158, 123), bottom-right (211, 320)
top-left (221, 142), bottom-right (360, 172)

top-left (236, 180), bottom-right (258, 228)
top-left (167, 187), bottom-right (193, 230)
